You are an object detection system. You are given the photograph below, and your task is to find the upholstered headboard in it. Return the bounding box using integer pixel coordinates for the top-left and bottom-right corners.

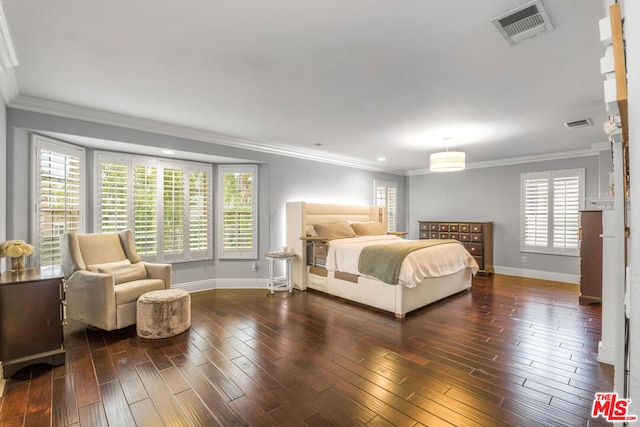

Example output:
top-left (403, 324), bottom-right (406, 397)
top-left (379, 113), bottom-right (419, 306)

top-left (285, 202), bottom-right (387, 290)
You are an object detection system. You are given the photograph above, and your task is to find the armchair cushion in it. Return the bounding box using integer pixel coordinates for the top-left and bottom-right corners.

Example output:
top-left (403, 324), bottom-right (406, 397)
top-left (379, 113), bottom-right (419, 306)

top-left (97, 262), bottom-right (147, 284)
top-left (115, 279), bottom-right (165, 305)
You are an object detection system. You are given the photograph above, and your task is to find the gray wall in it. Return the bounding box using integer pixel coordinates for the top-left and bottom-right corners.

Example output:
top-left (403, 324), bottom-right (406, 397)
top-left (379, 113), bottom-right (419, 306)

top-left (408, 154), bottom-right (609, 277)
top-left (0, 91), bottom-right (6, 273)
top-left (4, 108), bottom-right (406, 283)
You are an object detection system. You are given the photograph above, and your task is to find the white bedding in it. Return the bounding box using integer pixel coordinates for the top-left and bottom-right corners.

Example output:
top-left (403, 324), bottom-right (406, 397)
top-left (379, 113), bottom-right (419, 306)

top-left (324, 235), bottom-right (479, 288)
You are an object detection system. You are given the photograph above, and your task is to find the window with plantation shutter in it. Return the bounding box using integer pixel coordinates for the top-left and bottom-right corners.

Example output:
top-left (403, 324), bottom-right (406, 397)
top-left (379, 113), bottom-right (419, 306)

top-left (219, 165), bottom-right (258, 259)
top-left (374, 180), bottom-right (397, 232)
top-left (96, 152), bottom-right (211, 262)
top-left (521, 169), bottom-right (584, 256)
top-left (32, 135), bottom-right (85, 267)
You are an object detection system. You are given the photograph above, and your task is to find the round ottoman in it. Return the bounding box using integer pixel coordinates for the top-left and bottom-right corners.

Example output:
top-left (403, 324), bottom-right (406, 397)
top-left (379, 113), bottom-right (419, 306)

top-left (136, 289), bottom-right (191, 339)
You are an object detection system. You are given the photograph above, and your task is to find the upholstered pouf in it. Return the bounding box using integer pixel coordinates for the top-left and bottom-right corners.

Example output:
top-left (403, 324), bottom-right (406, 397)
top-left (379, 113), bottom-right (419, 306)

top-left (136, 289), bottom-right (191, 339)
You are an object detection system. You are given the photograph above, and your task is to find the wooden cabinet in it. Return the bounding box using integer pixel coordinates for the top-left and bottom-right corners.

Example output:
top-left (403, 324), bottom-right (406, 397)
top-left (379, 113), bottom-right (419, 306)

top-left (579, 210), bottom-right (603, 305)
top-left (419, 221), bottom-right (494, 275)
top-left (0, 267), bottom-right (66, 378)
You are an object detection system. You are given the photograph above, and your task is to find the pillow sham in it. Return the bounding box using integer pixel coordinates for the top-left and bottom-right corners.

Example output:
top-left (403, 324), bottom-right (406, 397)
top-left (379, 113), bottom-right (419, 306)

top-left (350, 222), bottom-right (388, 236)
top-left (306, 224), bottom-right (318, 236)
top-left (313, 222), bottom-right (357, 240)
top-left (98, 262), bottom-right (148, 284)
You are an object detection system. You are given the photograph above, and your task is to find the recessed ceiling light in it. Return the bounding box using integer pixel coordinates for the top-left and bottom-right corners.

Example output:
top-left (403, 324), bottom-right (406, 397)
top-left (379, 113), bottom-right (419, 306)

top-left (315, 143), bottom-right (323, 147)
top-left (377, 157), bottom-right (386, 162)
top-left (161, 149), bottom-right (176, 155)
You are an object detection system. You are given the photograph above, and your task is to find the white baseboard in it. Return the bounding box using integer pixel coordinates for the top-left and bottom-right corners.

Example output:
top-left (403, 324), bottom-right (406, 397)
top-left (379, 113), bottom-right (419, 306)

top-left (172, 277), bottom-right (270, 293)
top-left (493, 265), bottom-right (580, 284)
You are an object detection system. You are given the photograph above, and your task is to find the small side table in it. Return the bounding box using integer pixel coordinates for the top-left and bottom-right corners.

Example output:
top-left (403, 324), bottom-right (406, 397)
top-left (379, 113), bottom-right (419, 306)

top-left (0, 266), bottom-right (66, 378)
top-left (265, 252), bottom-right (295, 294)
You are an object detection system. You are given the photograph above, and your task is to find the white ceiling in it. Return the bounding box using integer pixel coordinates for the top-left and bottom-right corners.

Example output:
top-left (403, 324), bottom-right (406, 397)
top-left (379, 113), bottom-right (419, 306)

top-left (1, 0), bottom-right (609, 174)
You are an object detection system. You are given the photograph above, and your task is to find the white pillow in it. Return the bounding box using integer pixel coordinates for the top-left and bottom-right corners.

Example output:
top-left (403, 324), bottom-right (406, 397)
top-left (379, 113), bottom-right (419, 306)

top-left (86, 259), bottom-right (131, 273)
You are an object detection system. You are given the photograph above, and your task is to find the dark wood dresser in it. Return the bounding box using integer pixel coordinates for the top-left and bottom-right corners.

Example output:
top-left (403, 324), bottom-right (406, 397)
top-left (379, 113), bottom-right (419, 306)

top-left (418, 221), bottom-right (494, 275)
top-left (0, 266), bottom-right (66, 378)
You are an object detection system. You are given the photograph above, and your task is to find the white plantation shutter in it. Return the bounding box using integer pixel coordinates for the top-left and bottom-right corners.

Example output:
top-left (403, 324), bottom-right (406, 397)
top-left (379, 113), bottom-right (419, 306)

top-left (374, 180), bottom-right (397, 232)
top-left (99, 161), bottom-right (129, 233)
top-left (95, 153), bottom-right (211, 262)
top-left (521, 169), bottom-right (584, 255)
top-left (553, 174), bottom-right (581, 250)
top-left (133, 165), bottom-right (158, 256)
top-left (33, 136), bottom-right (85, 267)
top-left (163, 166), bottom-right (185, 258)
top-left (189, 169), bottom-right (209, 253)
top-left (219, 165), bottom-right (258, 259)
top-left (523, 176), bottom-right (549, 247)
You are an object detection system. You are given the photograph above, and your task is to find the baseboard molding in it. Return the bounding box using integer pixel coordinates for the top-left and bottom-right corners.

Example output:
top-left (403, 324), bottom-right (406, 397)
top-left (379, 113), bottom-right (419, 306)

top-left (172, 278), bottom-right (270, 293)
top-left (493, 266), bottom-right (580, 284)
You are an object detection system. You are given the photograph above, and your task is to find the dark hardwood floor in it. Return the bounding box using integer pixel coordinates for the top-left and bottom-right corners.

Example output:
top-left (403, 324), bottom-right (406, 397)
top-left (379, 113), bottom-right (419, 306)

top-left (0, 274), bottom-right (613, 426)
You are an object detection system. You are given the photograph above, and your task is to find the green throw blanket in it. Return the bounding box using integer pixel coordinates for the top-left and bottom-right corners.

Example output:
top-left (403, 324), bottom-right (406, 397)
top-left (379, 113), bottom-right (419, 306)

top-left (358, 239), bottom-right (459, 285)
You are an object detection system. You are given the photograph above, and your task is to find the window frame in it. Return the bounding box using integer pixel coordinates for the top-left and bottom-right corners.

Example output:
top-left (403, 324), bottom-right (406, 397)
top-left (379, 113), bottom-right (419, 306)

top-left (95, 151), bottom-right (212, 263)
top-left (374, 180), bottom-right (398, 232)
top-left (217, 164), bottom-right (258, 260)
top-left (520, 168), bottom-right (585, 256)
top-left (31, 134), bottom-right (86, 267)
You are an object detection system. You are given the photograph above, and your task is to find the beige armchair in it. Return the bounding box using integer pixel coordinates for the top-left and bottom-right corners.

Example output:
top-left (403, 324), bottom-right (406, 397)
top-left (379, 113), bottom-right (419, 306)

top-left (61, 230), bottom-right (171, 331)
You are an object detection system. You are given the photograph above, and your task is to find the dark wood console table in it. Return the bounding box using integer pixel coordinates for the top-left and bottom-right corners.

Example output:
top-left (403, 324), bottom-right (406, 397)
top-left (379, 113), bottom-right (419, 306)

top-left (0, 266), bottom-right (66, 378)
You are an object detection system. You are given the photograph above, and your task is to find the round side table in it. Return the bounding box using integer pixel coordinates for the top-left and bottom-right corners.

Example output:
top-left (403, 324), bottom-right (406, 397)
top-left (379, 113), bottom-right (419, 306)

top-left (265, 252), bottom-right (295, 294)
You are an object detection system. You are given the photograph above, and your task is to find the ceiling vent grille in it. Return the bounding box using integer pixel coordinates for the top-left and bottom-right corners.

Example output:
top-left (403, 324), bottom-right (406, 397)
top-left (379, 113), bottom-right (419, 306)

top-left (492, 0), bottom-right (554, 46)
top-left (564, 118), bottom-right (593, 129)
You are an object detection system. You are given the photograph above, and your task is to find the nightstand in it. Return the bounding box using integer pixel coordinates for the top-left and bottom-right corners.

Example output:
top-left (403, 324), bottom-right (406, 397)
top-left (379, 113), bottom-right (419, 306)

top-left (265, 252), bottom-right (295, 294)
top-left (0, 266), bottom-right (66, 378)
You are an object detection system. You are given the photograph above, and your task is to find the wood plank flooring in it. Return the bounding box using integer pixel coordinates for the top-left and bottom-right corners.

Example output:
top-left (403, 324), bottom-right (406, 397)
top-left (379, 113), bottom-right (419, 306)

top-left (0, 274), bottom-right (614, 426)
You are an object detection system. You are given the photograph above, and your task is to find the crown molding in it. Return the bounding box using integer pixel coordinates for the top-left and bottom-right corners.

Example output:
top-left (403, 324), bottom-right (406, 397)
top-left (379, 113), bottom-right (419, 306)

top-left (407, 143), bottom-right (610, 176)
top-left (0, 3), bottom-right (18, 71)
top-left (8, 95), bottom-right (407, 176)
top-left (0, 67), bottom-right (18, 103)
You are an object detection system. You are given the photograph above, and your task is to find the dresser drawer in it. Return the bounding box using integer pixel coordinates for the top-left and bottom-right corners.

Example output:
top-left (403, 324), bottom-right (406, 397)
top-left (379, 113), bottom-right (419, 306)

top-left (459, 224), bottom-right (470, 233)
top-left (471, 224), bottom-right (483, 233)
top-left (430, 231), bottom-right (439, 239)
top-left (471, 233), bottom-right (483, 243)
top-left (429, 223), bottom-right (439, 231)
top-left (419, 222), bottom-right (429, 231)
top-left (449, 224), bottom-right (459, 232)
top-left (465, 242), bottom-right (483, 256)
top-left (459, 233), bottom-right (470, 242)
top-left (314, 242), bottom-right (327, 257)
top-left (420, 231), bottom-right (429, 239)
top-left (439, 223), bottom-right (449, 232)
top-left (473, 256), bottom-right (484, 270)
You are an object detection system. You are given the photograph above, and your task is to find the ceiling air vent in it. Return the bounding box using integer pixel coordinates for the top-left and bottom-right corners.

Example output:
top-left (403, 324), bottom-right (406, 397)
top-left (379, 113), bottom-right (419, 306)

top-left (492, 0), bottom-right (554, 46)
top-left (564, 118), bottom-right (593, 129)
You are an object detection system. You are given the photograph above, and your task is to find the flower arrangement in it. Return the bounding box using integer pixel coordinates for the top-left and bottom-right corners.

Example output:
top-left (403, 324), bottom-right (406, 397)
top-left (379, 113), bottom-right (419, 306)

top-left (0, 240), bottom-right (35, 258)
top-left (1, 240), bottom-right (34, 271)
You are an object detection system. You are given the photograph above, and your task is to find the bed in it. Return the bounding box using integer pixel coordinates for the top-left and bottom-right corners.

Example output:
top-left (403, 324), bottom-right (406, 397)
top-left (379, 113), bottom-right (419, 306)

top-left (285, 202), bottom-right (478, 318)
